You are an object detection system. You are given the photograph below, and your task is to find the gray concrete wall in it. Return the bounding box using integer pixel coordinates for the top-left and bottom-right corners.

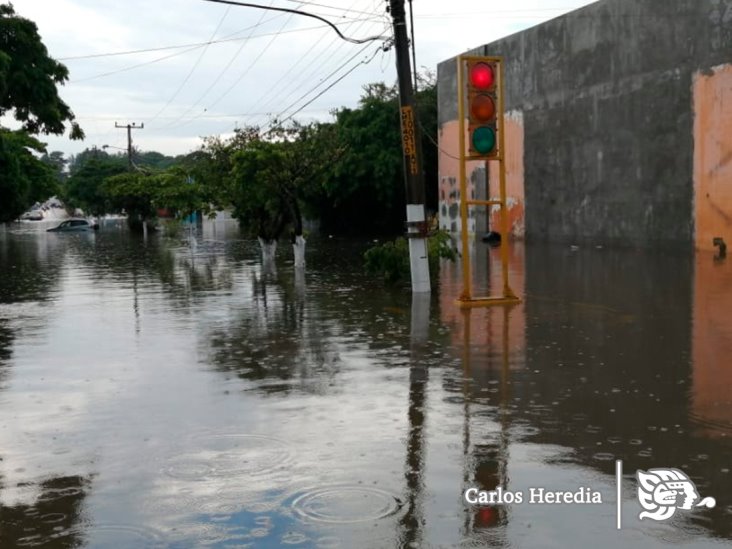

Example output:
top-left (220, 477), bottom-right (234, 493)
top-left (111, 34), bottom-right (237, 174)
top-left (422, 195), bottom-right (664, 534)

top-left (437, 0), bottom-right (732, 247)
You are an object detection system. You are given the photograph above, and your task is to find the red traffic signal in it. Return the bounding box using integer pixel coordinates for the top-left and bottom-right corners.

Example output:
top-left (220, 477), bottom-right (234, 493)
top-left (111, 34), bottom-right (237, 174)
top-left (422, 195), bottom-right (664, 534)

top-left (470, 62), bottom-right (495, 90)
top-left (466, 59), bottom-right (499, 157)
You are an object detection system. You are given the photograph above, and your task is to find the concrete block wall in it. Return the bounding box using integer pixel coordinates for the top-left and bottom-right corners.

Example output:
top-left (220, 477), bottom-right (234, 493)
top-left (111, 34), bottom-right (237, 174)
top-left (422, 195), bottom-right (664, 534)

top-left (437, 0), bottom-right (732, 250)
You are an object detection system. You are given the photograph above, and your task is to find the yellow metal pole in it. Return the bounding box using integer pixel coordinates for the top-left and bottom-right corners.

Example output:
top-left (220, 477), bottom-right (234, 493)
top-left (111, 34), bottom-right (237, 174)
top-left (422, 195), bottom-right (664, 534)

top-left (457, 56), bottom-right (471, 301)
top-left (496, 59), bottom-right (515, 299)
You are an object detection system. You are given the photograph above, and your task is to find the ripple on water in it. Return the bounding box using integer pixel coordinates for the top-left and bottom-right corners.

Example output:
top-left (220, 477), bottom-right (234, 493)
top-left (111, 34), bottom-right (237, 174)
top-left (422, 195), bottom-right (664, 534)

top-left (19, 524), bottom-right (167, 548)
top-left (290, 485), bottom-right (402, 524)
top-left (80, 524), bottom-right (168, 548)
top-left (166, 433), bottom-right (291, 481)
top-left (165, 457), bottom-right (215, 480)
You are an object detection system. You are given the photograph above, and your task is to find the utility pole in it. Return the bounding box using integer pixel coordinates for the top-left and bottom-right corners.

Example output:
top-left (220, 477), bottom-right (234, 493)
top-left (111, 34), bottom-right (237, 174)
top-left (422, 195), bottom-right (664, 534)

top-left (114, 122), bottom-right (144, 169)
top-left (389, 0), bottom-right (430, 294)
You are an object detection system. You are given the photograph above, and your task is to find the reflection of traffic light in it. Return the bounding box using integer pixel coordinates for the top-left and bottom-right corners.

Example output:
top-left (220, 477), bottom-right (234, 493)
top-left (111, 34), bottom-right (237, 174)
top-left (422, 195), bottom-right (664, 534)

top-left (467, 60), bottom-right (498, 157)
top-left (473, 449), bottom-right (503, 529)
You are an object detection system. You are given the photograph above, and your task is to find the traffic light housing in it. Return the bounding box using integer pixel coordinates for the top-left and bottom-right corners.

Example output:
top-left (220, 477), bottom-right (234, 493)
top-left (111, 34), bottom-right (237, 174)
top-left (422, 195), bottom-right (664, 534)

top-left (466, 60), bottom-right (498, 158)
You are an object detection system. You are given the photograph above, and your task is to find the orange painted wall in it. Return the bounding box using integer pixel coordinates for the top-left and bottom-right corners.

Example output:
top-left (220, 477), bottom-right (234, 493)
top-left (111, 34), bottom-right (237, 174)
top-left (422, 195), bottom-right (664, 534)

top-left (488, 111), bottom-right (526, 239)
top-left (692, 254), bottom-right (732, 438)
top-left (438, 112), bottom-right (525, 238)
top-left (693, 64), bottom-right (732, 252)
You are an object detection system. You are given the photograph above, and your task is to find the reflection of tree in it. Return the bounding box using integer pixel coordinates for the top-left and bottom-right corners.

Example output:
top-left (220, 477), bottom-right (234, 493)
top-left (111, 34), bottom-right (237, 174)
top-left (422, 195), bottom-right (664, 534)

top-left (0, 320), bottom-right (12, 388)
top-left (0, 233), bottom-right (65, 304)
top-left (0, 233), bottom-right (66, 390)
top-left (0, 474), bottom-right (91, 547)
top-left (67, 231), bottom-right (236, 310)
top-left (204, 269), bottom-right (342, 396)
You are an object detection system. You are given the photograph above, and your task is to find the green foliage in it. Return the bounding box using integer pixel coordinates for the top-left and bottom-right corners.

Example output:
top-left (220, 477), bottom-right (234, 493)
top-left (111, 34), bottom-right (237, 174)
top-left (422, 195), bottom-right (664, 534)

top-left (0, 4), bottom-right (82, 222)
top-left (364, 229), bottom-right (457, 284)
top-left (364, 237), bottom-right (410, 283)
top-left (101, 166), bottom-right (211, 231)
top-left (136, 150), bottom-right (178, 170)
top-left (0, 4), bottom-right (82, 139)
top-left (64, 153), bottom-right (126, 215)
top-left (40, 150), bottom-right (67, 183)
top-left (0, 128), bottom-right (57, 222)
top-left (103, 172), bottom-right (156, 226)
top-left (149, 168), bottom-right (211, 219)
top-left (161, 218), bottom-right (183, 239)
top-left (197, 123), bottom-right (340, 242)
top-left (313, 76), bottom-right (438, 234)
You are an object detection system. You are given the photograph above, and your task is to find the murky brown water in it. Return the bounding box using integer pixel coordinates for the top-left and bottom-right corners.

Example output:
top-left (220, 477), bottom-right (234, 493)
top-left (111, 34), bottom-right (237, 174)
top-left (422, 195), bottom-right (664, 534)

top-left (0, 221), bottom-right (730, 548)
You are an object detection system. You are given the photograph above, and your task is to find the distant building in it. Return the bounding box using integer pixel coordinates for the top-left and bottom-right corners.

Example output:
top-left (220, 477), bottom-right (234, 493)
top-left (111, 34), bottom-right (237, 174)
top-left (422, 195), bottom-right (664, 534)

top-left (438, 0), bottom-right (732, 250)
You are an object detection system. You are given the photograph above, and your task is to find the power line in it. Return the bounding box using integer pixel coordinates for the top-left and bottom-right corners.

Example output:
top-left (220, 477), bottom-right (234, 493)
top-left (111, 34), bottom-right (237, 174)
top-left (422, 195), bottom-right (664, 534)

top-left (271, 40), bottom-right (388, 128)
top-left (202, 0), bottom-right (388, 44)
top-left (271, 41), bottom-right (373, 123)
top-left (240, 2), bottom-right (385, 128)
top-left (70, 44), bottom-right (204, 83)
top-left (150, 0), bottom-right (281, 130)
top-left (147, 6), bottom-right (231, 125)
top-left (66, 18), bottom-right (381, 83)
top-left (281, 0), bottom-right (382, 18)
top-left (58, 16), bottom-right (380, 61)
top-left (158, 3), bottom-right (307, 131)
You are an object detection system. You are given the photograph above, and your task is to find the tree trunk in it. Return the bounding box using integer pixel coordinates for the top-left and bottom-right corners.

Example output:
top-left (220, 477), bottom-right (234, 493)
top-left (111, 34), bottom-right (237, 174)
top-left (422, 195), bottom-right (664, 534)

top-left (292, 234), bottom-right (306, 268)
top-left (287, 196), bottom-right (305, 268)
top-left (258, 236), bottom-right (277, 274)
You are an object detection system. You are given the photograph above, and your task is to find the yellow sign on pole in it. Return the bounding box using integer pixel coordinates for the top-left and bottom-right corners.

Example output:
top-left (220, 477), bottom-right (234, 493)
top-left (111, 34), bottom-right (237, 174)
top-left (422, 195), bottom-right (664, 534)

top-left (456, 55), bottom-right (520, 307)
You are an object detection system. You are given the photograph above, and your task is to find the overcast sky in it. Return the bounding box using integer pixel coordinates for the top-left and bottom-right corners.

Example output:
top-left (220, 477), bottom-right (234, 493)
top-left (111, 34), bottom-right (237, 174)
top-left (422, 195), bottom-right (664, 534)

top-left (7, 0), bottom-right (596, 157)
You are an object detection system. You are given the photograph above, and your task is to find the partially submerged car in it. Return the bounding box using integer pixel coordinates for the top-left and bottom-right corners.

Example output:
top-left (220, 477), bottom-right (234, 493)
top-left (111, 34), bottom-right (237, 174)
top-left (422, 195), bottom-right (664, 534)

top-left (47, 219), bottom-right (99, 232)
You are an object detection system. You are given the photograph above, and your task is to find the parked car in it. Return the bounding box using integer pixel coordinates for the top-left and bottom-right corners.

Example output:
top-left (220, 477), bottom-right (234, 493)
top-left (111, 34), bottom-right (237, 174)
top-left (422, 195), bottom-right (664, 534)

top-left (47, 219), bottom-right (99, 232)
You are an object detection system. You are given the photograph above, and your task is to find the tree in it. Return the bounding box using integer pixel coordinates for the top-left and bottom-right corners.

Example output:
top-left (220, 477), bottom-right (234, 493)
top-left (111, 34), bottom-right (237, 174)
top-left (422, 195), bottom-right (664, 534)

top-left (0, 129), bottom-right (57, 221)
top-left (40, 150), bottom-right (67, 184)
top-left (0, 4), bottom-right (83, 222)
top-left (103, 166), bottom-right (211, 231)
top-left (308, 76), bottom-right (438, 235)
top-left (199, 123), bottom-right (341, 267)
top-left (64, 154), bottom-right (127, 216)
top-left (0, 4), bottom-right (82, 139)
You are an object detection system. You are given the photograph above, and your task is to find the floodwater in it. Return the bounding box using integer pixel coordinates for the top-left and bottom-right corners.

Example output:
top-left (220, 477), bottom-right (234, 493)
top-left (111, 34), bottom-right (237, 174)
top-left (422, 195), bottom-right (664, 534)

top-left (0, 220), bottom-right (730, 548)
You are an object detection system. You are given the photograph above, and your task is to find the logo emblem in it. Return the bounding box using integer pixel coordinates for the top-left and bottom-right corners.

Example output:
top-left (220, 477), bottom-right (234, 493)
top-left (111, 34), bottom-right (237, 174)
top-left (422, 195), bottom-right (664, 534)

top-left (637, 468), bottom-right (716, 521)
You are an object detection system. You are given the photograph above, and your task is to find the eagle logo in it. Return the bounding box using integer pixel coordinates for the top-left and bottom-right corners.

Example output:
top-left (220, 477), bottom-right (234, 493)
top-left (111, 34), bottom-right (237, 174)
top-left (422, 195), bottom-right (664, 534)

top-left (637, 468), bottom-right (716, 521)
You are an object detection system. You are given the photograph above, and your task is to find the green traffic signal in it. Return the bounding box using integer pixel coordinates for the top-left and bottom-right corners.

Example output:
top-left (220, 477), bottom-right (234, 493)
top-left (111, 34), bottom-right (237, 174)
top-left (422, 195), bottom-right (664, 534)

top-left (471, 126), bottom-right (495, 155)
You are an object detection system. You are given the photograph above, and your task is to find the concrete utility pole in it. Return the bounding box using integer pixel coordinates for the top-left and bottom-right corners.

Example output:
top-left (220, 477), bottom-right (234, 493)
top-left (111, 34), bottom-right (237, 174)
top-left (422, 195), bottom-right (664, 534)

top-left (389, 0), bottom-right (430, 294)
top-left (114, 122), bottom-right (144, 169)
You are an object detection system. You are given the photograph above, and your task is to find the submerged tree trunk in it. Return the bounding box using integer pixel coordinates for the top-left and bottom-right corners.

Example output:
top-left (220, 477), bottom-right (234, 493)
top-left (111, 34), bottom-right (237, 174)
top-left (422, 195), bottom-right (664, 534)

top-left (258, 236), bottom-right (277, 274)
top-left (288, 196), bottom-right (306, 268)
top-left (292, 234), bottom-right (306, 268)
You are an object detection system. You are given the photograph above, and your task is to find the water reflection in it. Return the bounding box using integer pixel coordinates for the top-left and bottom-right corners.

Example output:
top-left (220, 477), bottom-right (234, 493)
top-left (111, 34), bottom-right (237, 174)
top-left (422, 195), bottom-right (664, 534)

top-left (441, 243), bottom-right (732, 544)
top-left (0, 226), bottom-right (730, 547)
top-left (0, 474), bottom-right (91, 548)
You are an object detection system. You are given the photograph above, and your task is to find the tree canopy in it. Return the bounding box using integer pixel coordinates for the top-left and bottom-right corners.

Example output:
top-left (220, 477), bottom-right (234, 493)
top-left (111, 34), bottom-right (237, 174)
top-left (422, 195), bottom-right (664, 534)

top-left (0, 4), bottom-right (82, 139)
top-left (0, 4), bottom-right (83, 222)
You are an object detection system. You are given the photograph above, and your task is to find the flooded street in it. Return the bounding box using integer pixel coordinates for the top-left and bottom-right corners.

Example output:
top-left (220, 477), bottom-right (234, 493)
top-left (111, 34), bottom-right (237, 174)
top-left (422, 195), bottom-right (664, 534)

top-left (0, 222), bottom-right (730, 548)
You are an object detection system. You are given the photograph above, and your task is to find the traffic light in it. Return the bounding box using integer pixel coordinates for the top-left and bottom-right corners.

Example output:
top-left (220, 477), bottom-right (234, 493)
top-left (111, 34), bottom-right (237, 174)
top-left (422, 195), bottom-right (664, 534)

top-left (466, 60), bottom-right (498, 158)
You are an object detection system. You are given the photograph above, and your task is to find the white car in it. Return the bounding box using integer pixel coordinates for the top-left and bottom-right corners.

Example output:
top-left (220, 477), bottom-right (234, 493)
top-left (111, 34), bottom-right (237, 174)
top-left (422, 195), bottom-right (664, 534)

top-left (47, 219), bottom-right (98, 232)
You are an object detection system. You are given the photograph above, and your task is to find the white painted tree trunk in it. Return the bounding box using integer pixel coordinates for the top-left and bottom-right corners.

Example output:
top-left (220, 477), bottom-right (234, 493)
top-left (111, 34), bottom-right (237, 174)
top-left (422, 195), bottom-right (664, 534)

top-left (292, 235), bottom-right (306, 268)
top-left (258, 237), bottom-right (277, 273)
